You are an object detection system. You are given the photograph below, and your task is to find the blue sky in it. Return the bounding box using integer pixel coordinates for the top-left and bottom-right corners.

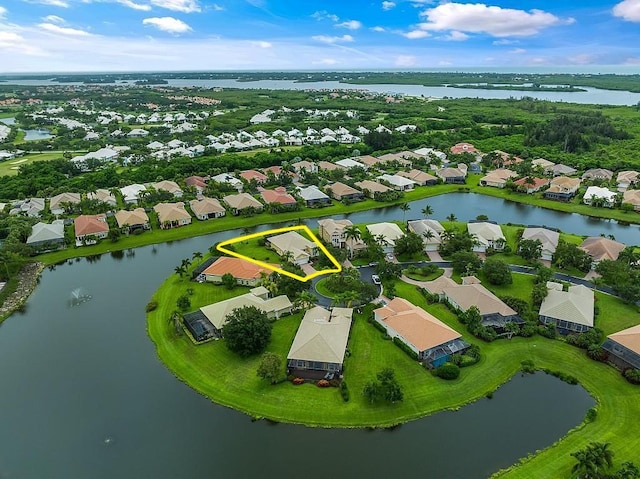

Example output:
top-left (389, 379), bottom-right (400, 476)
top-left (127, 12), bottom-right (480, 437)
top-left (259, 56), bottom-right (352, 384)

top-left (0, 0), bottom-right (639, 72)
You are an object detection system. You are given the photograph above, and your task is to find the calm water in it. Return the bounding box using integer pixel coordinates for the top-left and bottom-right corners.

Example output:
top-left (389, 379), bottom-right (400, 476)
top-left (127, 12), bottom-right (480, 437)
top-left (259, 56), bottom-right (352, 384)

top-left (0, 222), bottom-right (594, 479)
top-left (0, 117), bottom-right (15, 125)
top-left (2, 78), bottom-right (640, 105)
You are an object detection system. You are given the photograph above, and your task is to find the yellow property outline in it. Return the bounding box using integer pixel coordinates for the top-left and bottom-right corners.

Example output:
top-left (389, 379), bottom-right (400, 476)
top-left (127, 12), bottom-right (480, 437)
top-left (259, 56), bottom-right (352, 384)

top-left (215, 225), bottom-right (342, 282)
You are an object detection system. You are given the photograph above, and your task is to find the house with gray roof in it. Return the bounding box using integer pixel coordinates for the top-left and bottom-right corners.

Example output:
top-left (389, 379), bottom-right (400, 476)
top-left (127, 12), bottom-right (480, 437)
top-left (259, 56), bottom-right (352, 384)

top-left (521, 227), bottom-right (559, 261)
top-left (602, 324), bottom-right (640, 371)
top-left (287, 306), bottom-right (353, 377)
top-left (297, 185), bottom-right (331, 207)
top-left (538, 283), bottom-right (594, 334)
top-left (26, 220), bottom-right (65, 249)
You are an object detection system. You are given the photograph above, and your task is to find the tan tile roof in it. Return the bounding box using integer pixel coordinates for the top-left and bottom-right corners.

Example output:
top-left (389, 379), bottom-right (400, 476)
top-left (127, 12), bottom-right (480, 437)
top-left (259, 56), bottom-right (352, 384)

top-left (397, 169), bottom-right (437, 183)
top-left (203, 257), bottom-right (279, 280)
top-left (153, 180), bottom-right (182, 195)
top-left (608, 324), bottom-right (640, 355)
top-left (223, 193), bottom-right (263, 210)
top-left (318, 161), bottom-right (343, 171)
top-left (327, 182), bottom-right (361, 197)
top-left (114, 208), bottom-right (149, 227)
top-left (623, 189), bottom-right (640, 207)
top-left (74, 214), bottom-right (108, 236)
top-left (374, 298), bottom-right (461, 352)
top-left (539, 284), bottom-right (594, 328)
top-left (443, 283), bottom-right (517, 317)
top-left (579, 237), bottom-right (626, 262)
top-left (354, 179), bottom-right (391, 194)
top-left (153, 202), bottom-right (191, 223)
top-left (189, 197), bottom-right (225, 216)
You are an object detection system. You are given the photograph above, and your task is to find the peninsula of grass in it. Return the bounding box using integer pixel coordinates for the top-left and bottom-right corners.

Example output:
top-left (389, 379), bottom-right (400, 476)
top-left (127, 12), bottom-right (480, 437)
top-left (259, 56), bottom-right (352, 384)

top-left (313, 277), bottom-right (335, 298)
top-left (147, 268), bottom-right (640, 478)
top-left (402, 267), bottom-right (444, 282)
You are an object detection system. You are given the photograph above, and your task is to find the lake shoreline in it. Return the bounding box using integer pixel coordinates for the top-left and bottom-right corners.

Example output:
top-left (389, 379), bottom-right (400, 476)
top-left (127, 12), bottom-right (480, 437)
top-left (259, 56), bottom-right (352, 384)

top-left (0, 261), bottom-right (44, 322)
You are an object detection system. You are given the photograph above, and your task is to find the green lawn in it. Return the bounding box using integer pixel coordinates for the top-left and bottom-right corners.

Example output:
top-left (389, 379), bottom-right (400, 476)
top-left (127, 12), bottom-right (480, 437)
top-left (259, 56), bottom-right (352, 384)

top-left (0, 152), bottom-right (84, 176)
top-left (314, 277), bottom-right (335, 298)
top-left (148, 271), bottom-right (640, 477)
top-left (402, 268), bottom-right (444, 282)
top-left (231, 238), bottom-right (280, 264)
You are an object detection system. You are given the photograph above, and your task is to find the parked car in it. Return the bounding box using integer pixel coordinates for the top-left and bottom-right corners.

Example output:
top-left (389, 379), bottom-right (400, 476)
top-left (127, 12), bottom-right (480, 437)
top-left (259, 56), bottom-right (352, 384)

top-left (371, 274), bottom-right (381, 285)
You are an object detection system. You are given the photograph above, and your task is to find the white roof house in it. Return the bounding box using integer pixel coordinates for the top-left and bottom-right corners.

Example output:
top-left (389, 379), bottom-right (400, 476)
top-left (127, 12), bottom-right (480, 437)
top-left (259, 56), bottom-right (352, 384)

top-left (521, 227), bottom-right (560, 261)
top-left (335, 158), bottom-right (367, 170)
top-left (366, 222), bottom-right (404, 252)
top-left (407, 220), bottom-right (445, 251)
top-left (583, 186), bottom-right (618, 207)
top-left (120, 184), bottom-right (147, 204)
top-left (200, 291), bottom-right (292, 330)
top-left (378, 174), bottom-right (417, 191)
top-left (467, 222), bottom-right (506, 253)
top-left (210, 173), bottom-right (243, 191)
top-left (539, 284), bottom-right (594, 333)
top-left (267, 231), bottom-right (318, 265)
top-left (26, 220), bottom-right (65, 246)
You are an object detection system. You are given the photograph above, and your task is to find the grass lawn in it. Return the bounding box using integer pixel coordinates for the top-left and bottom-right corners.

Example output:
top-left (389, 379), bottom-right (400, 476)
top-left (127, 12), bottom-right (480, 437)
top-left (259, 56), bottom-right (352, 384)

top-left (231, 237), bottom-right (280, 264)
top-left (0, 152), bottom-right (84, 176)
top-left (314, 277), bottom-right (335, 298)
top-left (148, 270), bottom-right (640, 477)
top-left (402, 267), bottom-right (444, 282)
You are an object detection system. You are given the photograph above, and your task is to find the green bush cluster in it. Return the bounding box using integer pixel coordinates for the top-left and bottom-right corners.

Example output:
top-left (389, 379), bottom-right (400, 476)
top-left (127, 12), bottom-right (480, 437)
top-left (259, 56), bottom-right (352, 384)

top-left (520, 359), bottom-right (536, 374)
top-left (340, 381), bottom-right (350, 402)
top-left (623, 368), bottom-right (640, 385)
top-left (392, 337), bottom-right (419, 361)
top-left (543, 368), bottom-right (579, 385)
top-left (433, 362), bottom-right (460, 380)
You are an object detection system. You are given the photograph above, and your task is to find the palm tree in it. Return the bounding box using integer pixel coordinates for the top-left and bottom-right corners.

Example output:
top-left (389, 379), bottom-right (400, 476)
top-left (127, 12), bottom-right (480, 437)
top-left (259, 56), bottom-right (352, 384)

top-left (294, 291), bottom-right (318, 311)
top-left (192, 251), bottom-right (203, 261)
top-left (588, 442), bottom-right (614, 472)
top-left (341, 290), bottom-right (361, 308)
top-left (422, 229), bottom-right (436, 247)
top-left (174, 265), bottom-right (186, 278)
top-left (421, 204), bottom-right (434, 218)
top-left (400, 202), bottom-right (410, 222)
top-left (343, 225), bottom-right (362, 258)
top-left (446, 213), bottom-right (457, 222)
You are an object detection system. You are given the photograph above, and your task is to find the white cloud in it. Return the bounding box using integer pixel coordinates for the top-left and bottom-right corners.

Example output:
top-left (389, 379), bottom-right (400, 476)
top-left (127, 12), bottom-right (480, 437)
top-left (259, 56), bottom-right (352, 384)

top-left (312, 58), bottom-right (339, 65)
top-left (568, 53), bottom-right (597, 64)
top-left (311, 34), bottom-right (354, 44)
top-left (42, 15), bottom-right (65, 23)
top-left (117, 0), bottom-right (152, 11)
top-left (0, 31), bottom-right (23, 44)
top-left (395, 55), bottom-right (417, 67)
top-left (312, 11), bottom-right (339, 22)
top-left (403, 29), bottom-right (430, 39)
top-left (38, 23), bottom-right (91, 35)
top-left (623, 57), bottom-right (640, 64)
top-left (211, 3), bottom-right (224, 10)
top-left (442, 30), bottom-right (468, 41)
top-left (149, 0), bottom-right (200, 13)
top-left (0, 6), bottom-right (7, 18)
top-left (382, 1), bottom-right (395, 10)
top-left (418, 3), bottom-right (571, 37)
top-left (493, 38), bottom-right (518, 45)
top-left (335, 20), bottom-right (362, 30)
top-left (510, 48), bottom-right (526, 54)
top-left (26, 0), bottom-right (69, 6)
top-left (250, 40), bottom-right (272, 48)
top-left (142, 16), bottom-right (192, 33)
top-left (371, 26), bottom-right (385, 32)
top-left (613, 0), bottom-right (640, 22)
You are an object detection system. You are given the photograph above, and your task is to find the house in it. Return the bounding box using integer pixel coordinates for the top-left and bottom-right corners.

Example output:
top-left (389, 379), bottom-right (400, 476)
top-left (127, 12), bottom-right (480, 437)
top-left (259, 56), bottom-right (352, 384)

top-left (354, 179), bottom-right (391, 198)
top-left (414, 147), bottom-right (447, 162)
top-left (532, 158), bottom-right (555, 170)
top-left (442, 282), bottom-right (522, 333)
top-left (318, 218), bottom-right (365, 253)
top-left (354, 155), bottom-right (383, 169)
top-left (583, 186), bottom-right (617, 207)
top-left (222, 193), bottom-right (263, 215)
top-left (450, 142), bottom-right (478, 155)
top-left (376, 153), bottom-right (413, 168)
top-left (546, 164), bottom-right (577, 177)
top-left (297, 185), bottom-right (331, 207)
top-left (240, 169), bottom-right (268, 184)
top-left (436, 165), bottom-right (467, 184)
top-left (291, 160), bottom-right (317, 175)
top-left (10, 198), bottom-right (45, 217)
top-left (153, 180), bottom-right (183, 198)
top-left (335, 158), bottom-right (367, 170)
top-left (622, 189), bottom-right (640, 211)
top-left (582, 168), bottom-right (614, 182)
top-left (378, 174), bottom-right (416, 191)
top-left (467, 222), bottom-right (505, 252)
top-left (49, 192), bottom-right (81, 215)
top-left (579, 237), bottom-right (625, 264)
top-left (521, 227), bottom-right (559, 261)
top-left (154, 202), bottom-right (192, 229)
top-left (260, 188), bottom-right (298, 208)
top-left (325, 182), bottom-right (364, 202)
top-left (397, 169), bottom-right (438, 186)
top-left (543, 176), bottom-right (581, 202)
top-left (267, 231), bottom-right (318, 264)
top-left (407, 219), bottom-right (445, 251)
top-left (366, 222), bottom-right (404, 253)
top-left (616, 171), bottom-right (640, 192)
top-left (201, 257), bottom-right (278, 286)
top-left (539, 283), bottom-right (594, 334)
top-left (74, 214), bottom-right (109, 245)
top-left (185, 176), bottom-right (207, 193)
top-left (26, 220), bottom-right (65, 249)
top-left (373, 297), bottom-right (469, 367)
top-left (210, 173), bottom-right (244, 192)
top-left (120, 184), bottom-right (147, 204)
top-left (114, 208), bottom-right (150, 232)
top-left (287, 306), bottom-right (354, 376)
top-left (317, 161), bottom-right (344, 172)
top-left (479, 169), bottom-right (517, 188)
top-left (127, 128), bottom-right (149, 137)
top-left (513, 177), bottom-right (549, 194)
top-left (87, 189), bottom-right (117, 206)
top-left (422, 276), bottom-right (458, 298)
top-left (490, 150), bottom-right (524, 167)
top-left (199, 290), bottom-right (293, 334)
top-left (602, 324), bottom-right (640, 371)
top-left (189, 197), bottom-right (226, 220)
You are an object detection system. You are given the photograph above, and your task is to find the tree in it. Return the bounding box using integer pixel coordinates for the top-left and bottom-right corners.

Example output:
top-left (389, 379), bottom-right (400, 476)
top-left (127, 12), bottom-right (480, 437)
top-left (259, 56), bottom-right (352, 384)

top-left (176, 294), bottom-right (191, 311)
top-left (256, 352), bottom-right (283, 384)
top-left (393, 231), bottom-right (424, 257)
top-left (482, 258), bottom-right (512, 285)
top-left (519, 238), bottom-right (543, 262)
top-left (221, 272), bottom-right (236, 290)
top-left (400, 202), bottom-right (410, 222)
top-left (293, 291), bottom-right (318, 311)
top-left (223, 305), bottom-right (272, 357)
top-left (421, 204), bottom-right (434, 218)
top-left (446, 213), bottom-right (457, 222)
top-left (450, 251), bottom-right (482, 275)
top-left (192, 251), bottom-right (203, 261)
top-left (343, 225), bottom-right (362, 258)
top-left (362, 368), bottom-right (404, 404)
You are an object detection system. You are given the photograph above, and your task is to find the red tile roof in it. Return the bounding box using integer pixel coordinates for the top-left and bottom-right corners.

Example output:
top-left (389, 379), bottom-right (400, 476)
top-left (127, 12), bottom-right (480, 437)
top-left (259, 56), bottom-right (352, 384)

top-left (260, 189), bottom-right (297, 205)
top-left (74, 214), bottom-right (108, 236)
top-left (203, 257), bottom-right (279, 280)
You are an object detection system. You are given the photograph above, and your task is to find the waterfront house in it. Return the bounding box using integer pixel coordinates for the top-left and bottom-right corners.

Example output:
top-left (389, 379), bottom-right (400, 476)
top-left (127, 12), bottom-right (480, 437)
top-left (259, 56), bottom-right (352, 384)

top-left (202, 257), bottom-right (278, 286)
top-left (397, 169), bottom-right (438, 186)
top-left (354, 179), bottom-right (391, 198)
top-left (297, 185), bottom-right (331, 207)
top-left (377, 174), bottom-right (417, 191)
top-left (74, 214), bottom-right (109, 245)
top-left (539, 283), bottom-right (594, 334)
top-left (407, 219), bottom-right (445, 251)
top-left (223, 193), bottom-right (263, 215)
top-left (373, 297), bottom-right (469, 367)
top-left (325, 182), bottom-right (364, 202)
top-left (513, 177), bottom-right (549, 194)
top-left (26, 220), bottom-right (65, 249)
top-left (543, 177), bottom-right (581, 202)
top-left (521, 227), bottom-right (559, 261)
top-left (436, 165), bottom-right (467, 184)
top-left (583, 186), bottom-right (617, 207)
top-left (154, 202), bottom-right (192, 229)
top-left (622, 190), bottom-right (640, 211)
top-left (366, 222), bottom-right (404, 253)
top-left (267, 231), bottom-right (318, 265)
top-left (467, 222), bottom-right (506, 252)
top-left (287, 306), bottom-right (353, 377)
top-left (479, 169), bottom-right (517, 188)
top-left (602, 324), bottom-right (640, 371)
top-left (114, 208), bottom-right (150, 232)
top-left (189, 197), bottom-right (226, 220)
top-left (579, 237), bottom-right (625, 265)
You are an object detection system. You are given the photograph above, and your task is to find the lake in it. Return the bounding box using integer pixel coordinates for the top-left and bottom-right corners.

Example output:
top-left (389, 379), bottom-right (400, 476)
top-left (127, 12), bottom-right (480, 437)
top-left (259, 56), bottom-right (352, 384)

top-left (20, 128), bottom-right (54, 141)
top-left (0, 224), bottom-right (595, 479)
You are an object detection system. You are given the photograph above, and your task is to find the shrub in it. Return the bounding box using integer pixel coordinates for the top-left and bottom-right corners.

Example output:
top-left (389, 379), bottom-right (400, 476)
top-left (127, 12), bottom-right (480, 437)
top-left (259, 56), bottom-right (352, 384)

top-left (586, 408), bottom-right (598, 422)
top-left (392, 337), bottom-right (419, 360)
top-left (292, 377), bottom-right (304, 385)
top-left (538, 324), bottom-right (557, 339)
top-left (145, 300), bottom-right (158, 312)
top-left (317, 379), bottom-right (330, 388)
top-left (587, 345), bottom-right (606, 362)
top-left (544, 369), bottom-right (579, 385)
top-left (434, 362), bottom-right (460, 380)
top-left (340, 381), bottom-right (350, 402)
top-left (519, 323), bottom-right (538, 337)
top-left (521, 359), bottom-right (536, 374)
top-left (623, 368), bottom-right (640, 385)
